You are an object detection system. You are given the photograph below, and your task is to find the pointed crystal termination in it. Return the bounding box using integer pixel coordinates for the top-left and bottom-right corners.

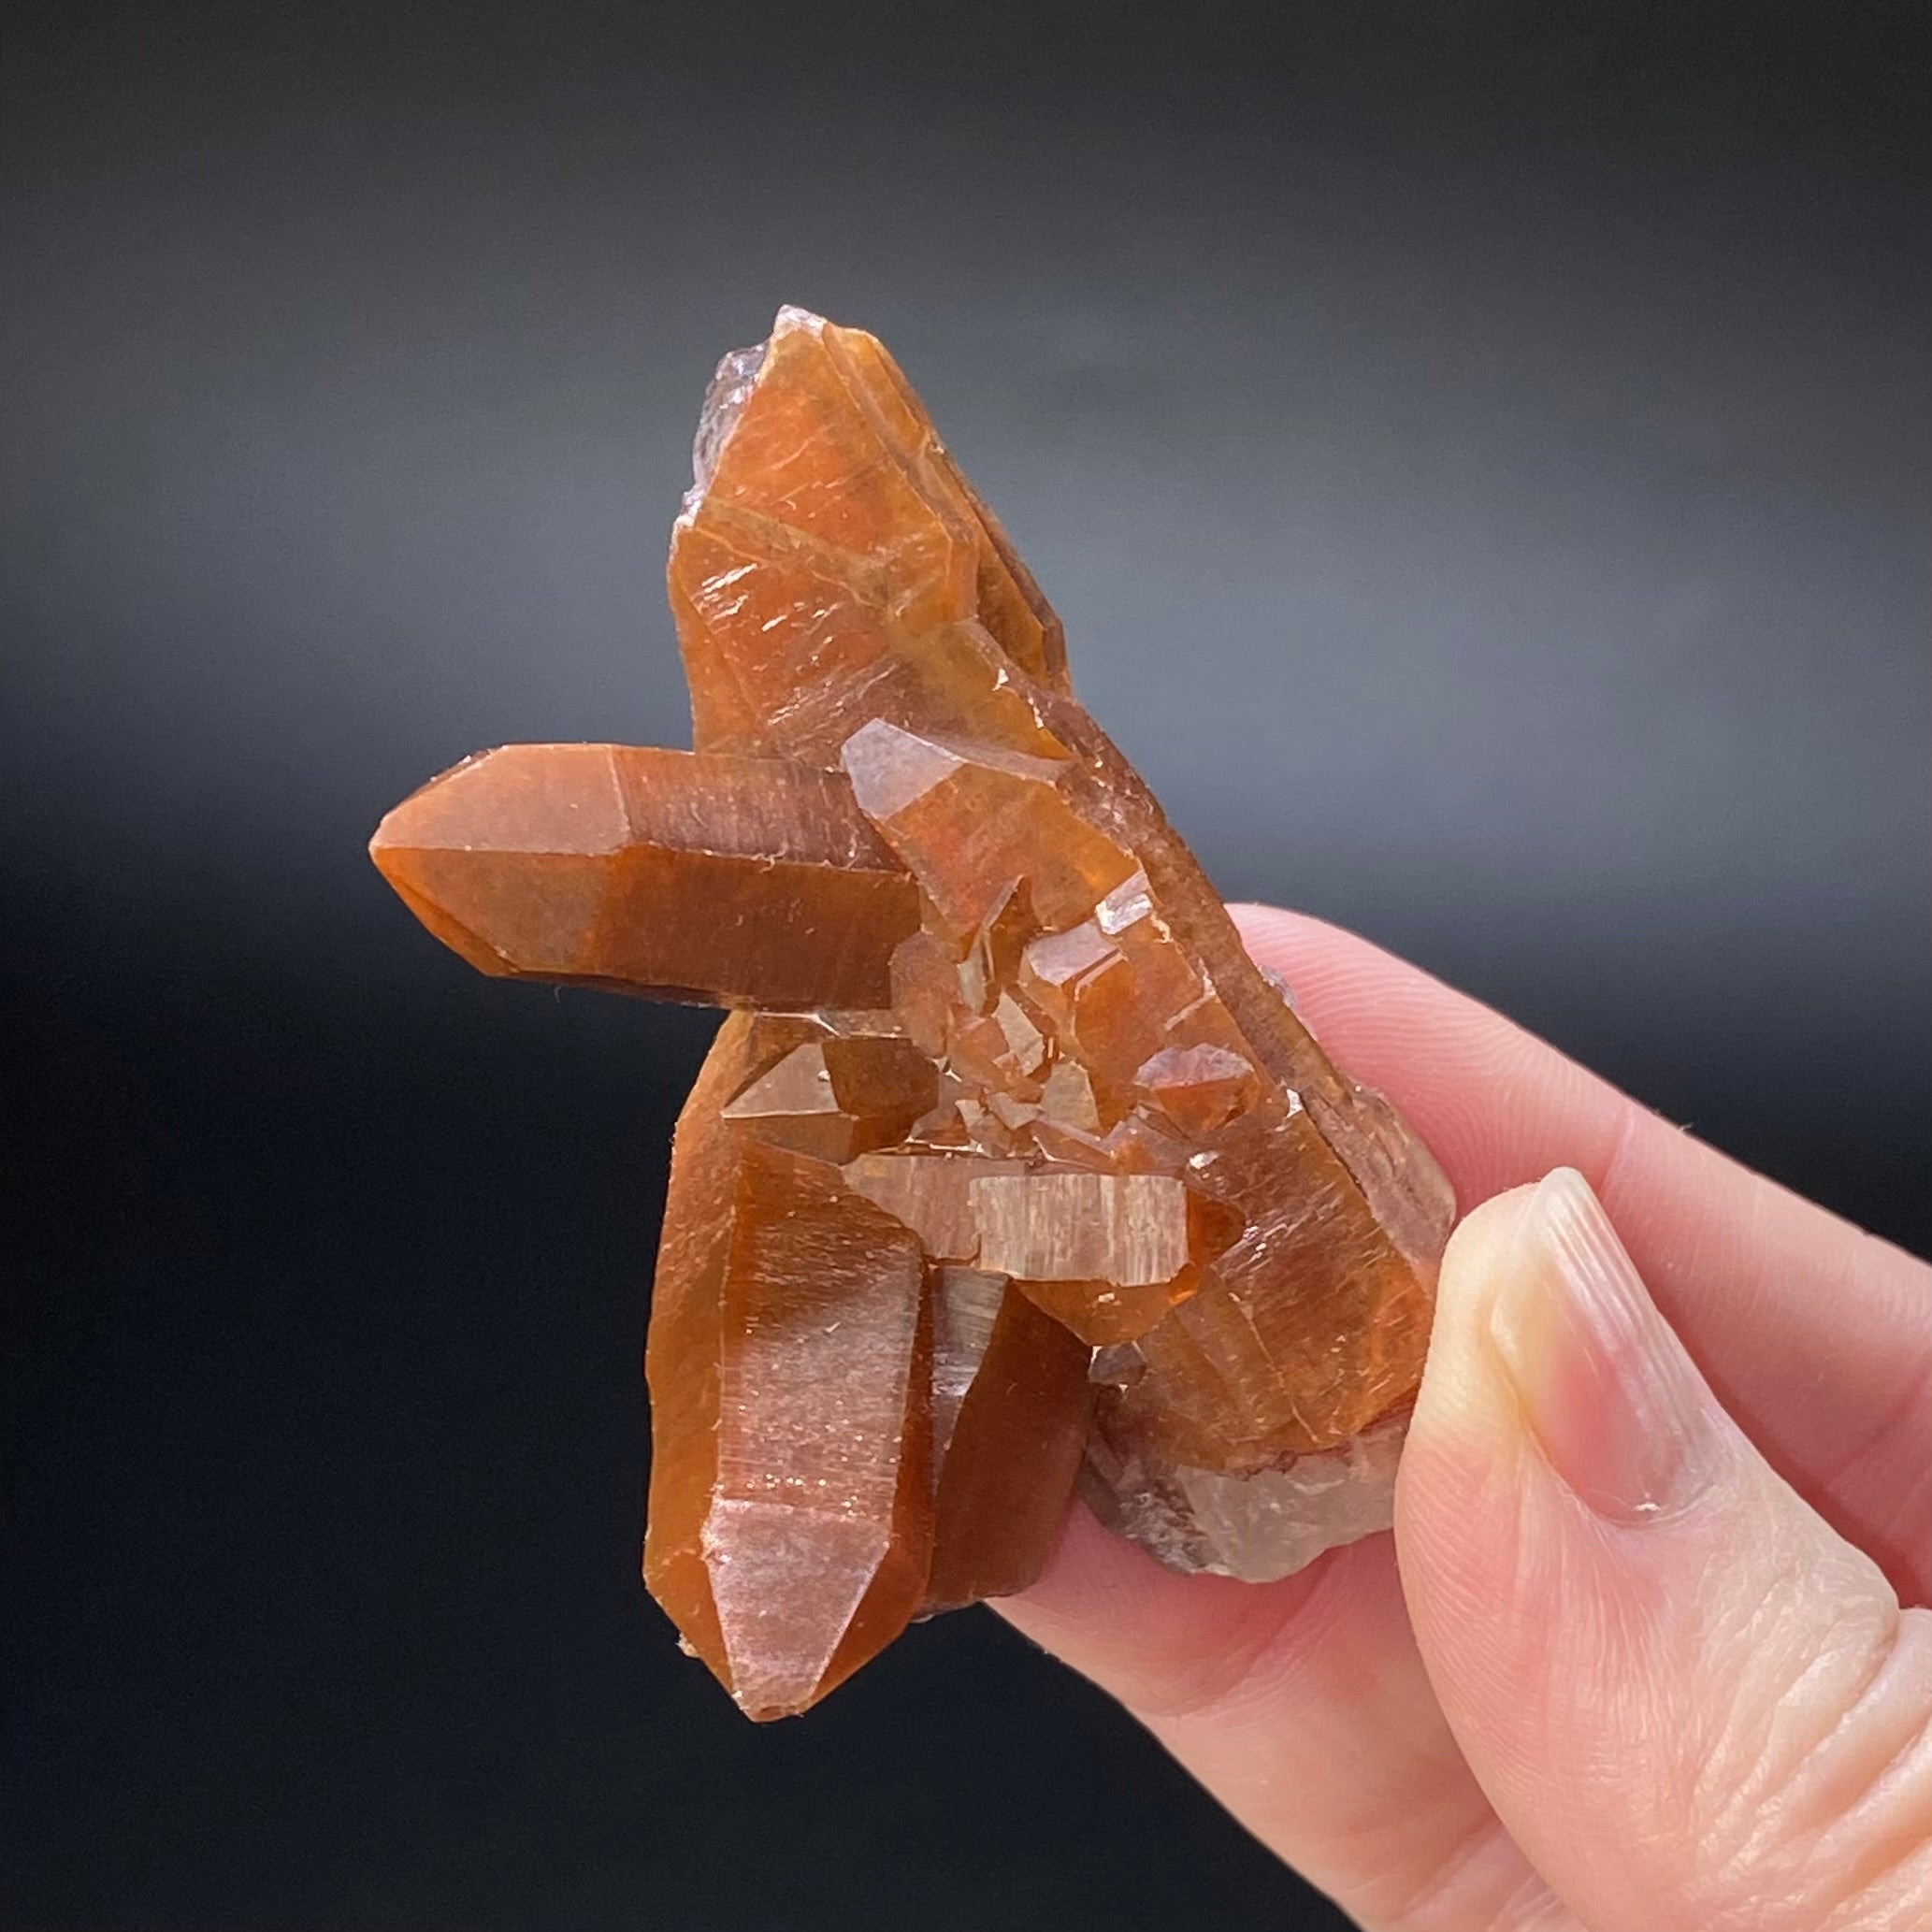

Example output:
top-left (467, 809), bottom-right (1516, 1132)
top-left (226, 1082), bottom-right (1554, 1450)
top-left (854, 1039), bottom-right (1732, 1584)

top-left (371, 743), bottom-right (919, 1009)
top-left (372, 306), bottom-right (1455, 1719)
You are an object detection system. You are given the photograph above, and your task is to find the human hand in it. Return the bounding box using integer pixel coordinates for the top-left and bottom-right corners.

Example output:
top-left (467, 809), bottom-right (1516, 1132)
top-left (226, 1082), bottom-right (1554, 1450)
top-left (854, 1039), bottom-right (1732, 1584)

top-left (996, 904), bottom-right (1931, 1932)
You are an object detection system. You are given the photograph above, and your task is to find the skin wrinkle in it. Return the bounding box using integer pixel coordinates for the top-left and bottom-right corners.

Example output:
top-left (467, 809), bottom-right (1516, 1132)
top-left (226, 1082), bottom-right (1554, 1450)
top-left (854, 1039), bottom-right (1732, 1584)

top-left (1334, 1792), bottom-right (1533, 1931)
top-left (1490, 1875), bottom-right (1582, 1932)
top-left (1369, 1807), bottom-right (1553, 1932)
top-left (1825, 1853), bottom-right (1932, 1932)
top-left (1693, 1521), bottom-right (1833, 1882)
top-left (1721, 1599), bottom-right (1895, 1861)
top-left (1787, 1614), bottom-right (1932, 1916)
top-left (1831, 1766), bottom-right (1932, 1928)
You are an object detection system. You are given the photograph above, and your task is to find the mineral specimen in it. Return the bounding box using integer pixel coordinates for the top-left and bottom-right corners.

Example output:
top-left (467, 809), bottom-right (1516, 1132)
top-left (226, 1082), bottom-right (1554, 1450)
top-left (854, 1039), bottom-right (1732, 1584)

top-left (371, 306), bottom-right (1455, 1719)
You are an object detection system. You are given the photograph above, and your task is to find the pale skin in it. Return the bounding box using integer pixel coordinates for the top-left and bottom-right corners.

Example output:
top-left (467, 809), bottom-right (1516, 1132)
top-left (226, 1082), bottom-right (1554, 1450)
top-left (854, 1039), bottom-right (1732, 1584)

top-left (996, 904), bottom-right (1932, 1932)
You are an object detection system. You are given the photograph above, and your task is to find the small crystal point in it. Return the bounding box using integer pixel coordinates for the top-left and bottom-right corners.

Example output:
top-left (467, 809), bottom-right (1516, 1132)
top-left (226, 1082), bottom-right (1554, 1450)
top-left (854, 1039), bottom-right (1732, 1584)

top-left (374, 306), bottom-right (1453, 1716)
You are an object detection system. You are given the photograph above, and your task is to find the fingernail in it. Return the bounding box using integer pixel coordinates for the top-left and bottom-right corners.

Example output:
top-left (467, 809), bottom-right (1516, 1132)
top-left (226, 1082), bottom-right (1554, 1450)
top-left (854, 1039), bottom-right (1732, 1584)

top-left (1487, 1169), bottom-right (1717, 1521)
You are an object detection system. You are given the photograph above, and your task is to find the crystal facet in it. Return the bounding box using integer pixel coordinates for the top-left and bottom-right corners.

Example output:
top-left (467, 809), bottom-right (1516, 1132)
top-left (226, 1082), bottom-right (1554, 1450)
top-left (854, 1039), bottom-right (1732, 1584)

top-left (372, 307), bottom-right (1454, 1719)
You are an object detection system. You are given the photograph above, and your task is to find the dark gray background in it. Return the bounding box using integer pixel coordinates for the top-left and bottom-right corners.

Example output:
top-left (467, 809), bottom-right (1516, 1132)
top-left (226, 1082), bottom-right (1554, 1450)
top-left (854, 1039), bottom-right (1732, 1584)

top-left (5, 3), bottom-right (1925, 1927)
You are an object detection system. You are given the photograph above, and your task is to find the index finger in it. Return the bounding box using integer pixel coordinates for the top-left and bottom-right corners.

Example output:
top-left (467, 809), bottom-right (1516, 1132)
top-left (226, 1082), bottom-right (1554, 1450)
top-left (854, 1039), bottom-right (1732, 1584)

top-left (1230, 901), bottom-right (1932, 1602)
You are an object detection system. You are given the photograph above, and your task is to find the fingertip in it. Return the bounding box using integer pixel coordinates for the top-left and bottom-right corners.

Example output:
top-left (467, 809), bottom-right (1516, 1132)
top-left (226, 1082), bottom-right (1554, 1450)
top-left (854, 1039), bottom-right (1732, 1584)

top-left (1408, 1179), bottom-right (1541, 1438)
top-left (1438, 1180), bottom-right (1543, 1302)
top-left (1395, 1183), bottom-right (1546, 1618)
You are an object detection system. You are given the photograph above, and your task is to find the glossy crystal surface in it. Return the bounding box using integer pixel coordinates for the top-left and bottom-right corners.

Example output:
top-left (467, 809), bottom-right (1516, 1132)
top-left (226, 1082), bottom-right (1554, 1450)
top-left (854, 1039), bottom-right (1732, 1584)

top-left (372, 307), bottom-right (1454, 1718)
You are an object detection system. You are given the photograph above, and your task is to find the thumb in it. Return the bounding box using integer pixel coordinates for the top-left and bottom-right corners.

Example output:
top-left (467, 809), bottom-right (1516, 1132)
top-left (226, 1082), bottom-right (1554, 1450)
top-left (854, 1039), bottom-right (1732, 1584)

top-left (1397, 1169), bottom-right (1932, 1932)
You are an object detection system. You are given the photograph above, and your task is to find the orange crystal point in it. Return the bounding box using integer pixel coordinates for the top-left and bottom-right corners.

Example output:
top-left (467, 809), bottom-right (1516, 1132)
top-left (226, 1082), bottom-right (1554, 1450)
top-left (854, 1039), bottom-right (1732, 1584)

top-left (370, 743), bottom-right (918, 1009)
top-left (372, 305), bottom-right (1456, 1716)
top-left (922, 1270), bottom-right (1091, 1612)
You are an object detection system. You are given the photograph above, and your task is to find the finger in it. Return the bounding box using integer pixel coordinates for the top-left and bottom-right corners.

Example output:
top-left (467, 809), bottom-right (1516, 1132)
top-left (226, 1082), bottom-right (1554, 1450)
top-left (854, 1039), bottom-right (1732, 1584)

top-left (1001, 1507), bottom-right (1567, 1931)
top-left (1399, 1170), bottom-right (1932, 1931)
top-left (1231, 904), bottom-right (1932, 1603)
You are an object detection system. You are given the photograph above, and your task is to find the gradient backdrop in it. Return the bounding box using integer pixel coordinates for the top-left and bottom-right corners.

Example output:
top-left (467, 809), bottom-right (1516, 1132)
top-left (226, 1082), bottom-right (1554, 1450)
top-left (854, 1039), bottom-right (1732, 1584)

top-left (5, 4), bottom-right (1926, 1927)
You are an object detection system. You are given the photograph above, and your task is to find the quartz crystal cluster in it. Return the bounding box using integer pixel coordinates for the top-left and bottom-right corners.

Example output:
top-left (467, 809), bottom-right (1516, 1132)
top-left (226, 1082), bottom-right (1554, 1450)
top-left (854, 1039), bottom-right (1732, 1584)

top-left (371, 308), bottom-right (1455, 1719)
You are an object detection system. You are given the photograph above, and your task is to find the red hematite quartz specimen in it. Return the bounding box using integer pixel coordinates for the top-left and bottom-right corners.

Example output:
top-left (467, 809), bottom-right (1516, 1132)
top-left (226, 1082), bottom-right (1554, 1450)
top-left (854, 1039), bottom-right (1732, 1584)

top-left (371, 307), bottom-right (1455, 1719)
